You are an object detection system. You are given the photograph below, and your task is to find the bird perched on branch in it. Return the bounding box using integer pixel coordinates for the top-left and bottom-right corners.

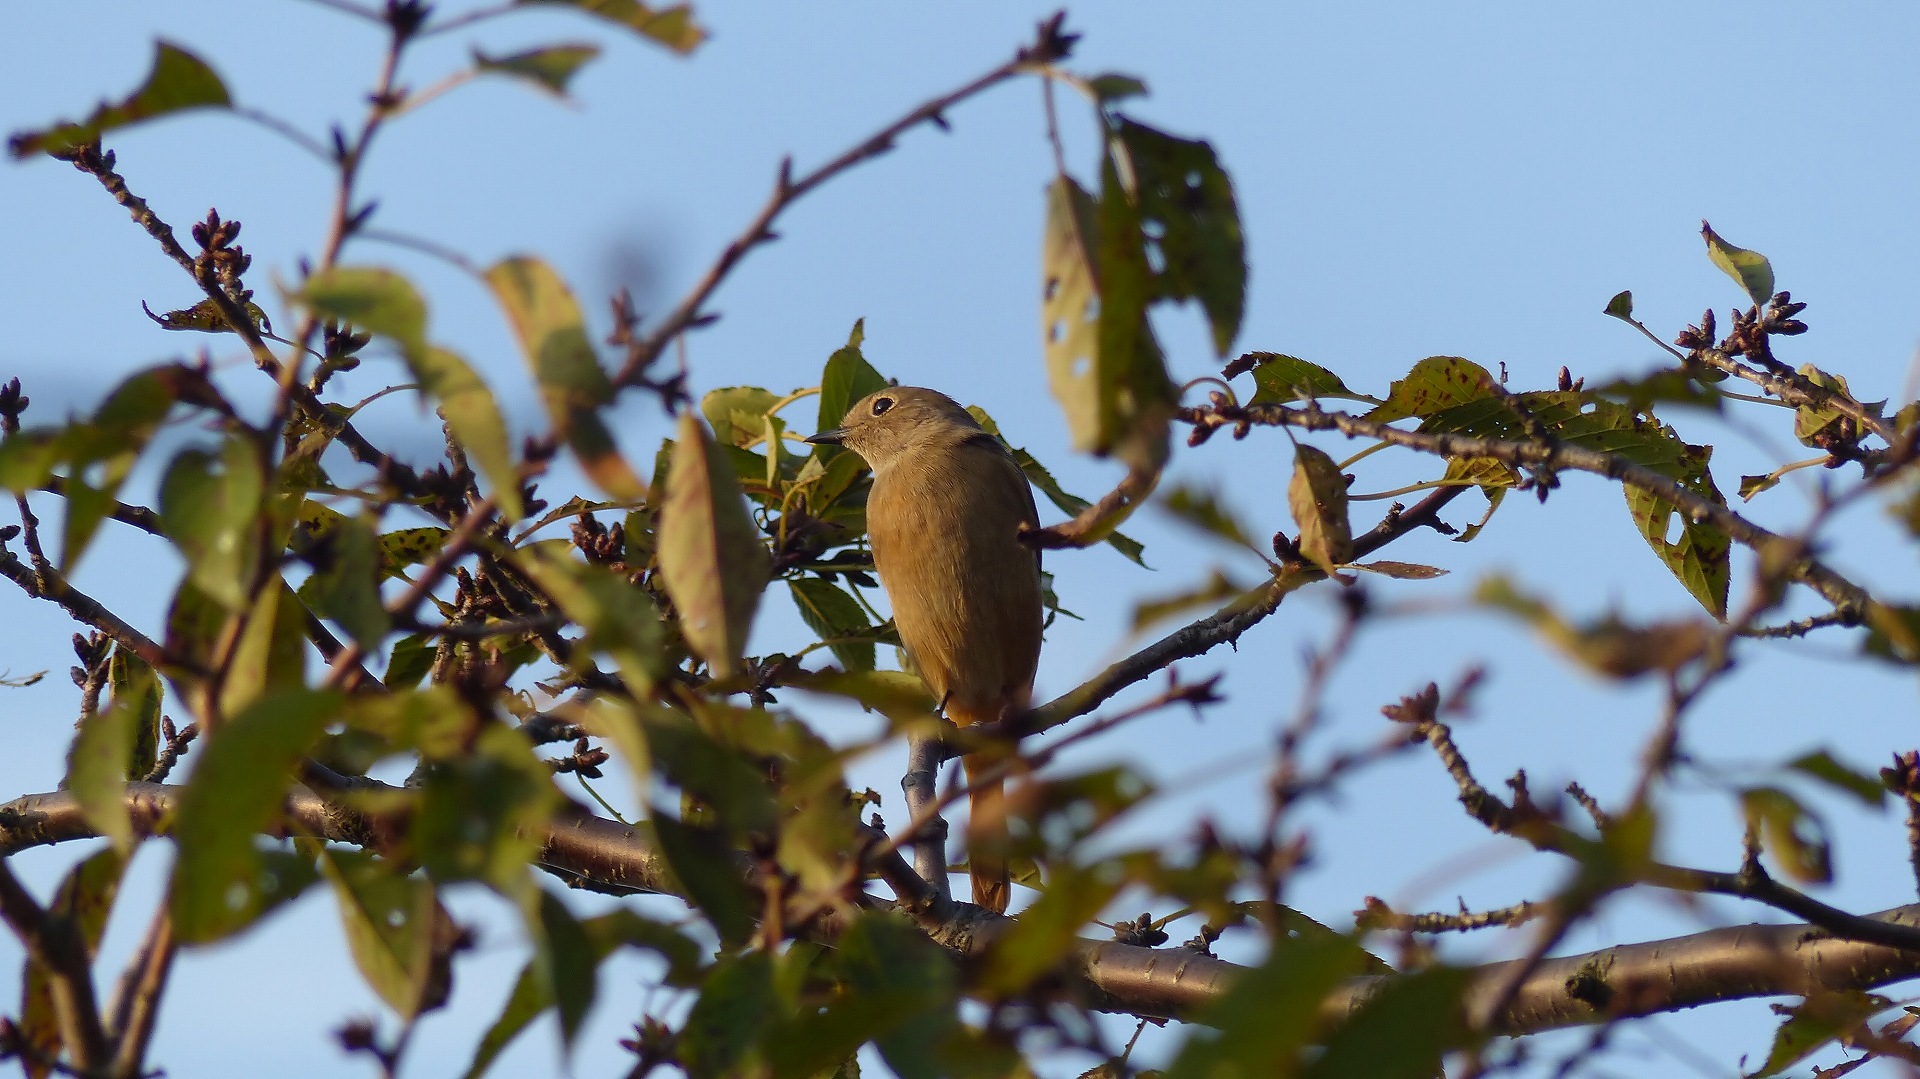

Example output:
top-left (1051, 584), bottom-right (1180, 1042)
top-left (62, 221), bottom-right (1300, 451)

top-left (807, 386), bottom-right (1042, 912)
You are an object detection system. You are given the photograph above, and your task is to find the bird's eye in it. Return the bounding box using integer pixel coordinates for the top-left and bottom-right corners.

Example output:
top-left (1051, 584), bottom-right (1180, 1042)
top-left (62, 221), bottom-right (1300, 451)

top-left (871, 396), bottom-right (894, 416)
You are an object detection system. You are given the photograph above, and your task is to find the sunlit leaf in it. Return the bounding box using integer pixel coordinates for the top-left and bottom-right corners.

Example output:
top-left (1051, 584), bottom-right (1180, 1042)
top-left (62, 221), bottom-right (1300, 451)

top-left (1602, 289), bottom-right (1634, 321)
top-left (1702, 221), bottom-right (1775, 309)
top-left (220, 581), bottom-right (309, 718)
top-left (171, 690), bottom-right (341, 943)
top-left (1288, 444), bottom-right (1351, 575)
top-left (159, 435), bottom-right (263, 610)
top-left (487, 256), bottom-right (644, 498)
top-left (658, 412), bottom-right (770, 680)
top-left (1748, 991), bottom-right (1891, 1078)
top-left (1112, 117), bottom-right (1246, 356)
top-left (144, 295), bottom-right (273, 336)
top-left (319, 847), bottom-right (456, 1019)
top-left (1243, 352), bottom-right (1362, 405)
top-left (9, 42), bottom-right (231, 158)
top-left (515, 0), bottom-right (705, 54)
top-left (298, 513), bottom-right (389, 649)
top-left (789, 576), bottom-right (876, 671)
top-left (1364, 356), bottom-right (1503, 424)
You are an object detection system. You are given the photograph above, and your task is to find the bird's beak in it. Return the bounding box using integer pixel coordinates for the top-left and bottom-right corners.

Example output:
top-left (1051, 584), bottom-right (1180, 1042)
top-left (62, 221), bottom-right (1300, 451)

top-left (804, 429), bottom-right (844, 446)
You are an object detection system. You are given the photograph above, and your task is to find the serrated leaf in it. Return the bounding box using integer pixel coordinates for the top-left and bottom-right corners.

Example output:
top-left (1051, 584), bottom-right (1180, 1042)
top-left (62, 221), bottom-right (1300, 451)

top-left (473, 44), bottom-right (601, 97)
top-left (171, 690), bottom-right (341, 943)
top-left (658, 412), bottom-right (770, 680)
top-left (9, 41), bottom-right (231, 158)
top-left (1603, 289), bottom-right (1634, 320)
top-left (1364, 356), bottom-right (1502, 424)
top-left (1742, 786), bottom-right (1832, 885)
top-left (1747, 991), bottom-right (1891, 1078)
top-left (1789, 750), bottom-right (1886, 808)
top-left (515, 0), bottom-right (705, 54)
top-left (1702, 221), bottom-right (1775, 308)
top-left (487, 256), bottom-right (643, 498)
top-left (1112, 117), bottom-right (1246, 356)
top-left (1243, 352), bottom-right (1358, 405)
top-left (788, 577), bottom-right (875, 671)
top-left (298, 268), bottom-right (522, 520)
top-left (159, 435), bottom-right (263, 610)
top-left (1288, 444), bottom-right (1351, 574)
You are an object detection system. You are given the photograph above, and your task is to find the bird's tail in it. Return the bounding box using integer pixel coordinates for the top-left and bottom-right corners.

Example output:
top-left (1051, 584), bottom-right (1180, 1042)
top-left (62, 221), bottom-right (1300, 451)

top-left (962, 754), bottom-right (1009, 913)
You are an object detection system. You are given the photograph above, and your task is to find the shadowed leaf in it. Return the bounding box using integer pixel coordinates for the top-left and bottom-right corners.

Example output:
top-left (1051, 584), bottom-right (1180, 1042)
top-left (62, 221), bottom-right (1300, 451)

top-left (159, 435), bottom-right (263, 610)
top-left (1288, 444), bottom-right (1351, 574)
top-left (1748, 991), bottom-right (1891, 1078)
top-left (515, 0), bottom-right (706, 54)
top-left (320, 848), bottom-right (456, 1019)
top-left (789, 577), bottom-right (876, 671)
top-left (473, 44), bottom-right (602, 97)
top-left (658, 412), bottom-right (770, 680)
top-left (1789, 750), bottom-right (1885, 808)
top-left (1112, 117), bottom-right (1246, 355)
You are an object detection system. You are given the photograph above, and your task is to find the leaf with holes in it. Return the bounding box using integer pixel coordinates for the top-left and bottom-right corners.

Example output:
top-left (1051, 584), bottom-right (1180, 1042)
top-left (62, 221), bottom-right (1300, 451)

top-left (658, 412), bottom-right (770, 680)
top-left (1365, 356), bottom-right (1503, 424)
top-left (1288, 444), bottom-right (1351, 574)
top-left (1702, 221), bottom-right (1775, 308)
top-left (9, 42), bottom-right (231, 157)
top-left (1112, 117), bottom-right (1246, 356)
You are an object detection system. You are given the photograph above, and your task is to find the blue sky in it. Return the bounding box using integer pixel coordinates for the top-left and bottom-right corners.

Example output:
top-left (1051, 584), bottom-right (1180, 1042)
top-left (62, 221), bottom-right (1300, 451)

top-left (3, 3), bottom-right (1919, 1076)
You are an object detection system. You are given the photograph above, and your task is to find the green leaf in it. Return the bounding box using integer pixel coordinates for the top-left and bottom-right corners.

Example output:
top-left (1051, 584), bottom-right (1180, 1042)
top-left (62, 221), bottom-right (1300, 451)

top-left (106, 645), bottom-right (162, 780)
top-left (658, 412), bottom-right (771, 680)
top-left (1160, 484), bottom-right (1258, 552)
top-left (1789, 750), bottom-right (1887, 808)
top-left (1603, 289), bottom-right (1634, 320)
top-left (413, 723), bottom-right (560, 899)
top-left (1702, 221), bottom-right (1775, 308)
top-left (8, 41), bottom-right (231, 158)
top-left (171, 690), bottom-right (341, 943)
top-left (1742, 786), bottom-right (1833, 885)
top-left (1112, 117), bottom-right (1247, 356)
top-left (1591, 367), bottom-right (1722, 413)
top-left (651, 815), bottom-right (756, 946)
top-left (982, 864), bottom-right (1123, 995)
top-left (534, 891), bottom-right (597, 1050)
top-left (815, 319), bottom-right (889, 439)
top-left (1347, 560), bottom-right (1447, 580)
top-left (1130, 570), bottom-right (1244, 633)
top-left (1087, 73), bottom-right (1149, 102)
top-left (788, 577), bottom-right (875, 671)
top-left (1790, 364), bottom-right (1858, 448)
top-left (1364, 356), bottom-right (1503, 424)
top-left (1288, 444), bottom-right (1351, 574)
top-left (487, 256), bottom-right (644, 499)
top-left (1477, 576), bottom-right (1711, 679)
top-left (514, 0), bottom-right (706, 54)
top-left (515, 539), bottom-right (665, 688)
top-left (55, 366), bottom-right (184, 571)
top-left (64, 700), bottom-right (139, 854)
top-left (220, 581), bottom-right (310, 719)
top-left (1167, 929), bottom-right (1373, 1078)
top-left (319, 848), bottom-right (455, 1019)
top-left (473, 44), bottom-right (602, 97)
top-left (1624, 464), bottom-right (1731, 620)
top-left (1243, 352), bottom-right (1360, 405)
top-left (1747, 991), bottom-right (1891, 1078)
top-left (680, 951), bottom-right (777, 1078)
top-left (297, 268), bottom-right (522, 520)
top-left (298, 513), bottom-right (390, 650)
top-left (1305, 966), bottom-right (1475, 1079)
top-left (159, 435), bottom-right (263, 610)
top-left (18, 848), bottom-right (127, 1079)
top-left (383, 633), bottom-right (435, 690)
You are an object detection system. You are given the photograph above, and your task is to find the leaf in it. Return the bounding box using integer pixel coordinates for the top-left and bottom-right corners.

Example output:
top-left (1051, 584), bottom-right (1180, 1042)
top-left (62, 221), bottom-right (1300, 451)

top-left (171, 690), bottom-right (341, 943)
top-left (658, 412), bottom-right (770, 680)
top-left (1742, 786), bottom-right (1833, 885)
top-left (1041, 173), bottom-right (1175, 472)
top-left (297, 268), bottom-right (522, 520)
top-left (379, 526), bottom-right (448, 575)
top-left (515, 541), bottom-right (665, 688)
top-left (143, 295), bottom-right (273, 336)
top-left (1306, 966), bottom-right (1475, 1079)
top-left (413, 724), bottom-right (560, 899)
top-left (982, 863), bottom-right (1123, 995)
top-left (299, 513), bottom-right (390, 649)
top-left (533, 891), bottom-right (597, 1051)
top-left (788, 577), bottom-right (875, 671)
top-left (1789, 750), bottom-right (1886, 808)
top-left (1455, 487), bottom-right (1505, 543)
top-left (64, 699), bottom-right (139, 854)
top-left (383, 633), bottom-right (435, 690)
top-left (1243, 352), bottom-right (1360, 405)
top-left (1288, 444), bottom-right (1351, 574)
top-left (319, 848), bottom-right (456, 1019)
top-left (18, 848), bottom-right (127, 1078)
top-left (1364, 356), bottom-right (1503, 424)
top-left (969, 405), bottom-right (1147, 565)
top-left (1167, 930), bottom-right (1373, 1078)
top-left (1748, 991), bottom-right (1891, 1078)
top-left (1603, 290), bottom-right (1634, 320)
top-left (159, 435), bottom-right (263, 610)
top-left (1739, 473), bottom-right (1779, 500)
top-left (9, 42), bottom-right (231, 158)
top-left (106, 645), bottom-right (162, 780)
top-left (1477, 577), bottom-right (1711, 679)
top-left (1348, 560), bottom-right (1447, 580)
top-left (514, 0), bottom-right (706, 54)
top-left (1087, 73), bottom-right (1149, 102)
top-left (1131, 570), bottom-right (1244, 633)
top-left (680, 951), bottom-right (777, 1077)
top-left (1791, 364), bottom-right (1857, 448)
top-left (473, 44), bottom-right (602, 97)
top-left (1591, 367), bottom-right (1722, 413)
top-left (1702, 221), bottom-right (1775, 308)
top-left (220, 581), bottom-right (310, 719)
top-left (1160, 484), bottom-right (1258, 552)
top-left (1624, 465), bottom-right (1732, 620)
top-left (487, 256), bottom-right (643, 498)
top-left (1112, 118), bottom-right (1246, 356)
top-left (651, 815), bottom-right (757, 946)
top-left (815, 319), bottom-right (890, 439)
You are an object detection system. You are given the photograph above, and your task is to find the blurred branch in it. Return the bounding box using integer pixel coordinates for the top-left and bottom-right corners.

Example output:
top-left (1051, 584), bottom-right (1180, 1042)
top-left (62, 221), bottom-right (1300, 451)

top-left (0, 859), bottom-right (111, 1072)
top-left (611, 14), bottom-right (1078, 389)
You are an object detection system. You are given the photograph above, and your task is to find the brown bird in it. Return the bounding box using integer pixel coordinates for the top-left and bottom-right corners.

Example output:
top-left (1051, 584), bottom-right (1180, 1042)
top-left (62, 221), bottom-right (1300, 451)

top-left (807, 387), bottom-right (1042, 912)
